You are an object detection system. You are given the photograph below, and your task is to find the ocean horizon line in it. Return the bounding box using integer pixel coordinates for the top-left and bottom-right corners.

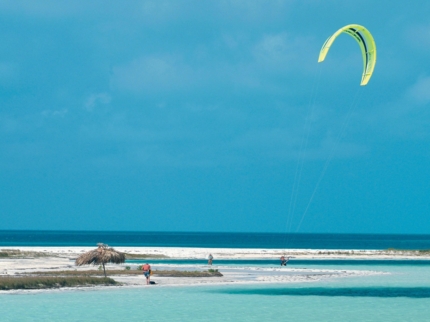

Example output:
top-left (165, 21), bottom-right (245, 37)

top-left (1, 230), bottom-right (429, 236)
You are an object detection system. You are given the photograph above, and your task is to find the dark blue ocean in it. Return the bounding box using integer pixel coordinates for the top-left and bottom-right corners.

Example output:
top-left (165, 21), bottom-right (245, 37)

top-left (1, 231), bottom-right (430, 249)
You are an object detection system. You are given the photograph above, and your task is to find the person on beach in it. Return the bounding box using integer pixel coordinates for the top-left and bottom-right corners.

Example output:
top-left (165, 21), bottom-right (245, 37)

top-left (280, 256), bottom-right (289, 266)
top-left (208, 254), bottom-right (213, 266)
top-left (142, 263), bottom-right (151, 285)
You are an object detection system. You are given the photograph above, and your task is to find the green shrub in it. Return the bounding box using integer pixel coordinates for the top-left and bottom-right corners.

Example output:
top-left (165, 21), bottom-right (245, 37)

top-left (21, 269), bottom-right (142, 276)
top-left (0, 276), bottom-right (117, 290)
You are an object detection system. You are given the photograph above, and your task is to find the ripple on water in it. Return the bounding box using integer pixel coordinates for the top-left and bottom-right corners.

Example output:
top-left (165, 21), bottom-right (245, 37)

top-left (213, 286), bottom-right (430, 298)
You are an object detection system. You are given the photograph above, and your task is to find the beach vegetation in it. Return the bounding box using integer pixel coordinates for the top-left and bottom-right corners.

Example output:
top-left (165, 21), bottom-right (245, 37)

top-left (385, 248), bottom-right (430, 255)
top-left (311, 249), bottom-right (430, 257)
top-left (21, 269), bottom-right (223, 277)
top-left (0, 276), bottom-right (117, 290)
top-left (0, 249), bottom-right (52, 258)
top-left (418, 250), bottom-right (430, 254)
top-left (21, 270), bottom-right (141, 276)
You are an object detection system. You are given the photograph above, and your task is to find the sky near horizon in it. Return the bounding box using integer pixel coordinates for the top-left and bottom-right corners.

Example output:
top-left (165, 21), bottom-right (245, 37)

top-left (1, 1), bottom-right (430, 233)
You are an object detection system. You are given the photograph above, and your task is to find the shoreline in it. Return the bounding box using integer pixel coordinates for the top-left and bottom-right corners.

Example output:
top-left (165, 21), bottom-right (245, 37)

top-left (1, 246), bottom-right (425, 293)
top-left (1, 267), bottom-right (387, 295)
top-left (2, 246), bottom-right (430, 259)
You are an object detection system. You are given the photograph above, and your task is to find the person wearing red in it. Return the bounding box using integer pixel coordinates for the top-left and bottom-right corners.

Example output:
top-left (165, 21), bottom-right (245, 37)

top-left (142, 263), bottom-right (151, 285)
top-left (280, 256), bottom-right (287, 266)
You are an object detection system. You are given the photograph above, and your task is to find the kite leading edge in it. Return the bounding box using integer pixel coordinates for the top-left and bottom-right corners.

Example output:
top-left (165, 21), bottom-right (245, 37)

top-left (318, 24), bottom-right (376, 86)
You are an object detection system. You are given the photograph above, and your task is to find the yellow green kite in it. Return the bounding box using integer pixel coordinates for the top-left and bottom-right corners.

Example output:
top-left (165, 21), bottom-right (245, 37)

top-left (318, 24), bottom-right (376, 86)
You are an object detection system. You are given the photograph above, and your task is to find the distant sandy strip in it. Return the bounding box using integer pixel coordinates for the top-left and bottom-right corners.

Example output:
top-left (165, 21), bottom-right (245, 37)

top-left (2, 246), bottom-right (430, 259)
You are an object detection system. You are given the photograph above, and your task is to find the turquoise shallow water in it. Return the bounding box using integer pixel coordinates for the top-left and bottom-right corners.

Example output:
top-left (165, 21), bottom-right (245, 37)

top-left (127, 258), bottom-right (430, 267)
top-left (2, 263), bottom-right (430, 322)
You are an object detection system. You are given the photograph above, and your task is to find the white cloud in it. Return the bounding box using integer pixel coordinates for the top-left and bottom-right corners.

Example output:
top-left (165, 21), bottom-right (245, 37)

top-left (405, 24), bottom-right (430, 51)
top-left (0, 0), bottom-right (82, 17)
top-left (359, 75), bottom-right (430, 140)
top-left (407, 76), bottom-right (430, 105)
top-left (139, 0), bottom-right (178, 23)
top-left (253, 33), bottom-right (313, 71)
top-left (41, 109), bottom-right (68, 118)
top-left (110, 55), bottom-right (200, 93)
top-left (0, 62), bottom-right (19, 85)
top-left (217, 0), bottom-right (294, 21)
top-left (0, 117), bottom-right (20, 133)
top-left (254, 33), bottom-right (290, 63)
top-left (84, 93), bottom-right (111, 111)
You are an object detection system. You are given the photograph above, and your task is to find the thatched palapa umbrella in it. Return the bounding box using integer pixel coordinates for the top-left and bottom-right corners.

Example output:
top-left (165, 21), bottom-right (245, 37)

top-left (75, 243), bottom-right (125, 277)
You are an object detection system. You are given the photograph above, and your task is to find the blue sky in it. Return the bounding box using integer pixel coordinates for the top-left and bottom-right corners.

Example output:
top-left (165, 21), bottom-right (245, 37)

top-left (1, 1), bottom-right (430, 233)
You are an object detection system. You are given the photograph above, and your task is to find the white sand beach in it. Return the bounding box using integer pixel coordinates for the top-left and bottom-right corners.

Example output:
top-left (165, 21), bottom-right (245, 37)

top-left (2, 246), bottom-right (423, 291)
top-left (3, 246), bottom-right (430, 259)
